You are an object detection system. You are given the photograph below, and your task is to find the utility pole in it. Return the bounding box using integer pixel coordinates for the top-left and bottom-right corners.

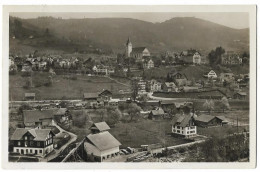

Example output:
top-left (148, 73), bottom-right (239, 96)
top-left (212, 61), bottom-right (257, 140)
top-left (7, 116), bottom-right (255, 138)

top-left (237, 115), bottom-right (238, 133)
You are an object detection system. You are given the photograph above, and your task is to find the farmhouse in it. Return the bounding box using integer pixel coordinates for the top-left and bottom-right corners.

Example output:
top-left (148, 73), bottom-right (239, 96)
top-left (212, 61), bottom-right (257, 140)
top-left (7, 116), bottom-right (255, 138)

top-left (193, 52), bottom-right (201, 64)
top-left (10, 128), bottom-right (55, 157)
top-left (148, 108), bottom-right (165, 120)
top-left (172, 114), bottom-right (197, 138)
top-left (194, 115), bottom-right (227, 128)
top-left (233, 92), bottom-right (247, 100)
top-left (23, 108), bottom-right (69, 128)
top-left (90, 122), bottom-right (110, 134)
top-left (83, 93), bottom-right (100, 101)
top-left (221, 51), bottom-right (242, 65)
top-left (84, 131), bottom-right (121, 162)
top-left (162, 82), bottom-right (177, 92)
top-left (99, 89), bottom-right (113, 101)
top-left (143, 59), bottom-right (154, 69)
top-left (206, 70), bottom-right (217, 78)
top-left (24, 93), bottom-right (35, 101)
top-left (149, 79), bottom-right (162, 92)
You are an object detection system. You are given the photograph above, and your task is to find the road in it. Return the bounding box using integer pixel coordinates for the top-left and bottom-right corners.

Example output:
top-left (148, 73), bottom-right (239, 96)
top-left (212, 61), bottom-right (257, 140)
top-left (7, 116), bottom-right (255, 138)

top-left (40, 122), bottom-right (77, 162)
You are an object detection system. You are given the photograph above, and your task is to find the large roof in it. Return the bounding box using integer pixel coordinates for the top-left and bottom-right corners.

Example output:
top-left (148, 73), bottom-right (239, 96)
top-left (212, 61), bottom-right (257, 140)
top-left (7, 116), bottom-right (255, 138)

top-left (151, 108), bottom-right (165, 116)
top-left (86, 131), bottom-right (121, 151)
top-left (83, 93), bottom-right (99, 99)
top-left (23, 108), bottom-right (67, 124)
top-left (132, 47), bottom-right (147, 54)
top-left (172, 114), bottom-right (193, 127)
top-left (194, 114), bottom-right (216, 123)
top-left (11, 128), bottom-right (53, 141)
top-left (91, 122), bottom-right (110, 132)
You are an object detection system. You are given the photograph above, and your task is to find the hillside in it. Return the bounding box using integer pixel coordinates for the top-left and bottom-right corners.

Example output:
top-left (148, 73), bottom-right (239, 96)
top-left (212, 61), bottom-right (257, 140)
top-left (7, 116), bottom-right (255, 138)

top-left (9, 16), bottom-right (249, 55)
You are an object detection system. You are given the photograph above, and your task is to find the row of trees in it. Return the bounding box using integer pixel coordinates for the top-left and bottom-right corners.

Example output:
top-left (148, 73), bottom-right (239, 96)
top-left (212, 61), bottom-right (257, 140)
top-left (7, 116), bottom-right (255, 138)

top-left (203, 97), bottom-right (230, 114)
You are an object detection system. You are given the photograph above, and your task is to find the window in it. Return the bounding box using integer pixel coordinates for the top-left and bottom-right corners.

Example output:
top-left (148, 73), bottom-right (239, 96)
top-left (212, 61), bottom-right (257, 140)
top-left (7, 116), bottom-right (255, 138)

top-left (37, 142), bottom-right (40, 147)
top-left (16, 149), bottom-right (19, 153)
top-left (30, 141), bottom-right (34, 146)
top-left (30, 149), bottom-right (32, 153)
top-left (39, 150), bottom-right (42, 153)
top-left (18, 141), bottom-right (21, 146)
top-left (25, 136), bottom-right (27, 140)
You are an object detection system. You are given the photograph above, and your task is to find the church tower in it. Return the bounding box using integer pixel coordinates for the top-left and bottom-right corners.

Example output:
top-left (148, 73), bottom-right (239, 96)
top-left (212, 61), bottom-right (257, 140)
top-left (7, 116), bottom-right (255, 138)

top-left (125, 37), bottom-right (132, 58)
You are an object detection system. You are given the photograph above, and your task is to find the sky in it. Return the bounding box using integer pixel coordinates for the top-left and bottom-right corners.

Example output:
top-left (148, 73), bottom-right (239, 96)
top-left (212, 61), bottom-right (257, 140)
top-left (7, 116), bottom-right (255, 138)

top-left (10, 12), bottom-right (249, 29)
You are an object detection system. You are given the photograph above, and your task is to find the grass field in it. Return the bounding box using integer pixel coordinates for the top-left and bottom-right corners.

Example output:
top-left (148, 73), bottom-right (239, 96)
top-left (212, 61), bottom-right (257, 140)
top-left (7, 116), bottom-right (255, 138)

top-left (109, 119), bottom-right (192, 148)
top-left (9, 72), bottom-right (131, 100)
top-left (197, 125), bottom-right (249, 138)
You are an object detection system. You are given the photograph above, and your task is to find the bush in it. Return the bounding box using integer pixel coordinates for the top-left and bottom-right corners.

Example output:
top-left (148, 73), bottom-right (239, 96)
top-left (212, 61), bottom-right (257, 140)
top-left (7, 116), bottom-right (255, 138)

top-left (178, 147), bottom-right (186, 154)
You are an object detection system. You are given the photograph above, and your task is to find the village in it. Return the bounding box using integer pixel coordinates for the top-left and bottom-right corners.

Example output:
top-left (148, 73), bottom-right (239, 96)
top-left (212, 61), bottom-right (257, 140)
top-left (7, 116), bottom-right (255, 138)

top-left (8, 37), bottom-right (250, 163)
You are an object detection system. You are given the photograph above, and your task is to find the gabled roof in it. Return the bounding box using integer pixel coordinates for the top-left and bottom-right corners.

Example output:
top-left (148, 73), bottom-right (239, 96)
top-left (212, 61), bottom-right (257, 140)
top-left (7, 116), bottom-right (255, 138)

top-left (132, 47), bottom-right (147, 54)
top-left (86, 131), bottom-right (121, 151)
top-left (83, 93), bottom-right (99, 99)
top-left (11, 128), bottom-right (54, 141)
top-left (194, 114), bottom-right (216, 123)
top-left (151, 108), bottom-right (165, 116)
top-left (164, 82), bottom-right (176, 88)
top-left (23, 108), bottom-right (67, 124)
top-left (172, 114), bottom-right (193, 127)
top-left (91, 122), bottom-right (110, 132)
top-left (235, 92), bottom-right (247, 96)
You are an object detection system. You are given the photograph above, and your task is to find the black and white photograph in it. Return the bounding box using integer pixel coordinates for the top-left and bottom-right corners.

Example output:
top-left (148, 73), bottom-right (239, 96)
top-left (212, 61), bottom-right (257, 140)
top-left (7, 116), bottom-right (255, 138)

top-left (1, 4), bottom-right (257, 169)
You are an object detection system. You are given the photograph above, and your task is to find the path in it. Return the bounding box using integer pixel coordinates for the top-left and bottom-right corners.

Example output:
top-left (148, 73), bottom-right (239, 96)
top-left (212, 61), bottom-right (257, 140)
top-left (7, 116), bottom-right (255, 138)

top-left (40, 122), bottom-right (77, 162)
top-left (105, 76), bottom-right (131, 87)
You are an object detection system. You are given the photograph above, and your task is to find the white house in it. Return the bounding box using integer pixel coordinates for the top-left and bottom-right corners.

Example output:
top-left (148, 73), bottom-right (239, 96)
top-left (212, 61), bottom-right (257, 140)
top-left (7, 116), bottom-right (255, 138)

top-left (84, 131), bottom-right (121, 162)
top-left (172, 114), bottom-right (197, 138)
top-left (193, 52), bottom-right (201, 64)
top-left (150, 79), bottom-right (162, 92)
top-left (143, 59), bottom-right (154, 69)
top-left (207, 70), bottom-right (217, 78)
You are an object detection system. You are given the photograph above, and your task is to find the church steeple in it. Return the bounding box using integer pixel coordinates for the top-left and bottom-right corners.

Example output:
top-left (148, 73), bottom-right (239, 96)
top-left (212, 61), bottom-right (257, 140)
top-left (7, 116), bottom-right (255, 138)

top-left (125, 37), bottom-right (132, 58)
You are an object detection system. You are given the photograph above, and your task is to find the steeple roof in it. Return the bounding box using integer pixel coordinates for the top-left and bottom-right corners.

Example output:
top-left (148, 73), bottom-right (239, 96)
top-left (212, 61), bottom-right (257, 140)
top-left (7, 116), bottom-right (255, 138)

top-left (126, 37), bottom-right (131, 45)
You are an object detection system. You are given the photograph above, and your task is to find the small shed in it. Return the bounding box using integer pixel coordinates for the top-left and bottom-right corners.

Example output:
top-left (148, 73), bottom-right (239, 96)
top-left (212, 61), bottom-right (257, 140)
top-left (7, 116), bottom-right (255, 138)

top-left (24, 93), bottom-right (35, 101)
top-left (233, 92), bottom-right (247, 100)
top-left (148, 108), bottom-right (165, 120)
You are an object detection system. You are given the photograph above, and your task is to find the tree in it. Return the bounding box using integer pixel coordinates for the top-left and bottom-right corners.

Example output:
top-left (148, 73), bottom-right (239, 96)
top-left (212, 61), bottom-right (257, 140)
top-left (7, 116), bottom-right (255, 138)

top-left (131, 79), bottom-right (139, 101)
top-left (208, 47), bottom-right (225, 66)
top-left (203, 99), bottom-right (215, 114)
top-left (106, 108), bottom-right (121, 126)
top-left (220, 97), bottom-right (230, 113)
top-left (127, 103), bottom-right (142, 122)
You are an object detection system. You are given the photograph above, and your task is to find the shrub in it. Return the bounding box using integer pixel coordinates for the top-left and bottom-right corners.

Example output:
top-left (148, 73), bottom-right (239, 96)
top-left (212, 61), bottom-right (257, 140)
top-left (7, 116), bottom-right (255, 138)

top-left (179, 147), bottom-right (186, 154)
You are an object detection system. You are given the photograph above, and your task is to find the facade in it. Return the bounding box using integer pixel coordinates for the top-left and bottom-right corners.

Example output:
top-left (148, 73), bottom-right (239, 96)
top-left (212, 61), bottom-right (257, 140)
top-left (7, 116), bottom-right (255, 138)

top-left (137, 80), bottom-right (147, 94)
top-left (149, 80), bottom-right (162, 92)
top-left (143, 59), bottom-right (154, 69)
top-left (172, 114), bottom-right (197, 138)
top-left (11, 128), bottom-right (55, 157)
top-left (207, 70), bottom-right (217, 78)
top-left (92, 65), bottom-right (115, 75)
top-left (193, 52), bottom-right (201, 64)
top-left (84, 131), bottom-right (121, 162)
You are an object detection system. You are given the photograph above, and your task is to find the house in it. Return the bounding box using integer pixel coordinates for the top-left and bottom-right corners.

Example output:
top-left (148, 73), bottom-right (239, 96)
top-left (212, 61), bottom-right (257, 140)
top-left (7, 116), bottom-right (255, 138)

top-left (24, 93), bottom-right (35, 101)
top-left (219, 73), bottom-right (235, 82)
top-left (21, 61), bottom-right (32, 72)
top-left (10, 128), bottom-right (55, 157)
top-left (149, 79), bottom-right (162, 92)
top-left (9, 56), bottom-right (15, 67)
top-left (233, 92), bottom-right (247, 100)
top-left (83, 93), bottom-right (100, 101)
top-left (137, 80), bottom-right (147, 94)
top-left (148, 108), bottom-right (165, 120)
top-left (221, 51), bottom-right (242, 65)
top-left (172, 114), bottom-right (197, 138)
top-left (92, 65), bottom-right (115, 75)
top-left (99, 90), bottom-right (112, 101)
top-left (194, 115), bottom-right (227, 128)
top-left (193, 52), bottom-right (201, 64)
top-left (162, 82), bottom-right (177, 92)
top-left (143, 59), bottom-right (154, 69)
top-left (207, 70), bottom-right (217, 78)
top-left (125, 37), bottom-right (150, 62)
top-left (23, 108), bottom-right (69, 128)
top-left (90, 122), bottom-right (110, 134)
top-left (84, 131), bottom-right (121, 162)
top-left (169, 71), bottom-right (187, 80)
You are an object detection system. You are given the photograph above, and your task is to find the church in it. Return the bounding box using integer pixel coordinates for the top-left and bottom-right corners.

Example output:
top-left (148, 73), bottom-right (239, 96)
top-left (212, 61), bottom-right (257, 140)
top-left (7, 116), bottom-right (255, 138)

top-left (125, 37), bottom-right (150, 62)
